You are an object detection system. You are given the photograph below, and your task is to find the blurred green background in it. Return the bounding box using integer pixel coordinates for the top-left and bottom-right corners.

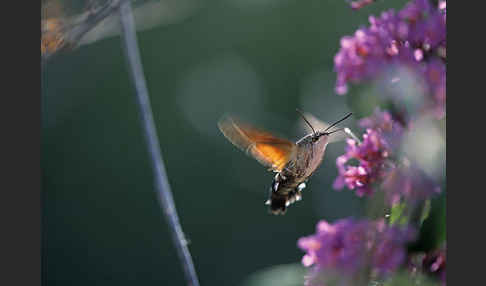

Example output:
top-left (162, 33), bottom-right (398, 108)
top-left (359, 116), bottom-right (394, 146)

top-left (42, 0), bottom-right (408, 285)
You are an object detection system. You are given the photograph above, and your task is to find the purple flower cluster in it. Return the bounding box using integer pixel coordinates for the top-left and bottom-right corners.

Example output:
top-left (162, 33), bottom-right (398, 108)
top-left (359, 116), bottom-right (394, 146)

top-left (333, 108), bottom-right (441, 204)
top-left (333, 123), bottom-right (393, 197)
top-left (334, 0), bottom-right (446, 118)
top-left (297, 2), bottom-right (446, 285)
top-left (298, 219), bottom-right (415, 285)
top-left (358, 108), bottom-right (405, 149)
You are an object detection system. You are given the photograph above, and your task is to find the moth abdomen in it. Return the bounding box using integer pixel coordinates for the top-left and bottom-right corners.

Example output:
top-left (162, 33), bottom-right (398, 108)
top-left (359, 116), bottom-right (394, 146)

top-left (266, 173), bottom-right (306, 215)
top-left (268, 193), bottom-right (288, 215)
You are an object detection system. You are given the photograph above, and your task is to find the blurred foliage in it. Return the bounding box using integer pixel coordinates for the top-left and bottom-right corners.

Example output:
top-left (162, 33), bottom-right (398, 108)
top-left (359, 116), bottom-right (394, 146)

top-left (389, 202), bottom-right (407, 226)
top-left (408, 192), bottom-right (446, 253)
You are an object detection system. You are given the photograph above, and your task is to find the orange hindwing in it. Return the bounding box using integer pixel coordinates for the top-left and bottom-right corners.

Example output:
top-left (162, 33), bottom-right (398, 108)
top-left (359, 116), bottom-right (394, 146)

top-left (218, 116), bottom-right (296, 172)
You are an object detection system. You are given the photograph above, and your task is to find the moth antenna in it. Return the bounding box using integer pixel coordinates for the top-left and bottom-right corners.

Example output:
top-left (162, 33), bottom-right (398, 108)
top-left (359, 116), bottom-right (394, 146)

top-left (296, 109), bottom-right (316, 135)
top-left (324, 112), bottom-right (353, 132)
top-left (326, 128), bottom-right (344, 135)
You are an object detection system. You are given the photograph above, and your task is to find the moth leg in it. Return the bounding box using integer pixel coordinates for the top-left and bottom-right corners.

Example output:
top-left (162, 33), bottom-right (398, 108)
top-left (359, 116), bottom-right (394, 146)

top-left (287, 191), bottom-right (296, 205)
top-left (297, 182), bottom-right (307, 191)
top-left (272, 180), bottom-right (279, 192)
top-left (271, 173), bottom-right (281, 192)
top-left (295, 189), bottom-right (303, 201)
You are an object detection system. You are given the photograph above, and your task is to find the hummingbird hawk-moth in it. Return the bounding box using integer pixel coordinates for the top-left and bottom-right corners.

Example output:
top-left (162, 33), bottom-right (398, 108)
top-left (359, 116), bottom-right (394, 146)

top-left (218, 111), bottom-right (352, 215)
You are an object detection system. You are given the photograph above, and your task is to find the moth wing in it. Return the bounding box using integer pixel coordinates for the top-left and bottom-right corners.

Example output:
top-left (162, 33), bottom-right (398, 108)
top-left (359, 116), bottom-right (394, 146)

top-left (218, 116), bottom-right (296, 172)
top-left (302, 112), bottom-right (350, 143)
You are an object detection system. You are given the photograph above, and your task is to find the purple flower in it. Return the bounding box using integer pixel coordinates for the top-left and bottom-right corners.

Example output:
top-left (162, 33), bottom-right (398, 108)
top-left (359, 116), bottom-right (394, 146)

top-left (382, 161), bottom-right (441, 206)
top-left (359, 108), bottom-right (405, 149)
top-left (334, 0), bottom-right (446, 119)
top-left (334, 10), bottom-right (409, 95)
top-left (372, 222), bottom-right (416, 274)
top-left (398, 0), bottom-right (446, 51)
top-left (359, 108), bottom-right (395, 131)
top-left (439, 1), bottom-right (446, 18)
top-left (398, 0), bottom-right (433, 23)
top-left (422, 246), bottom-right (446, 285)
top-left (298, 219), bottom-right (416, 285)
top-left (334, 108), bottom-right (441, 206)
top-left (409, 12), bottom-right (446, 51)
top-left (423, 59), bottom-right (446, 118)
top-left (298, 219), bottom-right (370, 273)
top-left (333, 129), bottom-right (391, 196)
top-left (408, 245), bottom-right (446, 286)
top-left (334, 10), bottom-right (413, 95)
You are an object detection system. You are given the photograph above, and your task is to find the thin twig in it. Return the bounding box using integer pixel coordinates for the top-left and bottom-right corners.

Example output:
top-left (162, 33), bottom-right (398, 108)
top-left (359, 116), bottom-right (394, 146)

top-left (118, 1), bottom-right (200, 286)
